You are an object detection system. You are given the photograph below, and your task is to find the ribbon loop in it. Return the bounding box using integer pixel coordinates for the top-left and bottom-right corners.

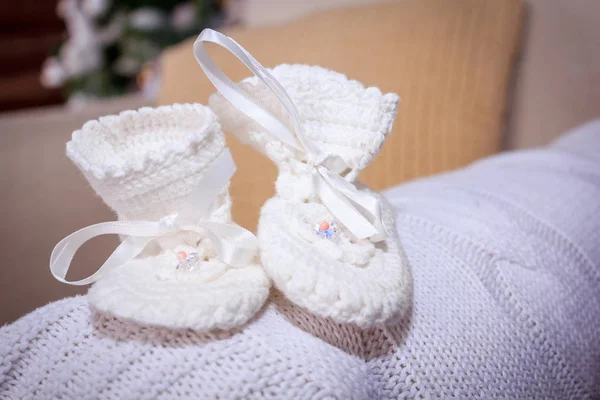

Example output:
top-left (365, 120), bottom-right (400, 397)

top-left (194, 29), bottom-right (387, 242)
top-left (50, 149), bottom-right (259, 286)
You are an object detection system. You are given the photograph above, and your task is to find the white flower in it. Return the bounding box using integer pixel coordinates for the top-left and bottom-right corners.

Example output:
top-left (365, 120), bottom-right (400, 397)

top-left (81, 0), bottom-right (109, 18)
top-left (170, 1), bottom-right (196, 31)
top-left (40, 57), bottom-right (66, 88)
top-left (128, 7), bottom-right (167, 31)
top-left (57, 0), bottom-right (104, 78)
top-left (60, 39), bottom-right (102, 77)
top-left (50, 0), bottom-right (106, 89)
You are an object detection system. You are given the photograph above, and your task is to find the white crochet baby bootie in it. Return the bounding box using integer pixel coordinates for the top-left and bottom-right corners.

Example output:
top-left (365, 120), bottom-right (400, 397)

top-left (195, 30), bottom-right (412, 327)
top-left (50, 104), bottom-right (270, 331)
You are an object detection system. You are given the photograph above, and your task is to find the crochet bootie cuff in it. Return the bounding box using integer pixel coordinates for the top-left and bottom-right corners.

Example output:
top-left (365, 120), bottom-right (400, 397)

top-left (210, 64), bottom-right (400, 172)
top-left (67, 104), bottom-right (228, 222)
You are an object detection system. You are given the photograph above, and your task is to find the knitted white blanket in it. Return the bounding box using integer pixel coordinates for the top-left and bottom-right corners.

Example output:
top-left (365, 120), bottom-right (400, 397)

top-left (2, 122), bottom-right (599, 399)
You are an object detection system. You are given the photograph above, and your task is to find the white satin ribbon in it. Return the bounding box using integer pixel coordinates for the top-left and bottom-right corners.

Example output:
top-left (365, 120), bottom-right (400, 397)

top-left (50, 149), bottom-right (259, 286)
top-left (193, 29), bottom-right (386, 241)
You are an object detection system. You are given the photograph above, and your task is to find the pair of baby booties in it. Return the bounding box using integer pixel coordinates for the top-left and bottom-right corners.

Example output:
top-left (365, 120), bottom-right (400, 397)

top-left (50, 29), bottom-right (412, 331)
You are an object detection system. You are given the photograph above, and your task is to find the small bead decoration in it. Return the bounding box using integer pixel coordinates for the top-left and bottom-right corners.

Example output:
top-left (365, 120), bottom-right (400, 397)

top-left (176, 251), bottom-right (201, 272)
top-left (176, 251), bottom-right (187, 262)
top-left (315, 220), bottom-right (338, 240)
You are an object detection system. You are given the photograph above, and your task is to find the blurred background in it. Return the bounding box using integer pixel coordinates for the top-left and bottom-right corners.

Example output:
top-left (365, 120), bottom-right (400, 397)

top-left (0, 0), bottom-right (599, 326)
top-left (0, 0), bottom-right (225, 111)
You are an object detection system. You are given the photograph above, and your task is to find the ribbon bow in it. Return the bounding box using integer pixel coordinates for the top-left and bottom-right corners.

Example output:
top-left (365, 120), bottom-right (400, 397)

top-left (194, 29), bottom-right (386, 242)
top-left (50, 149), bottom-right (258, 286)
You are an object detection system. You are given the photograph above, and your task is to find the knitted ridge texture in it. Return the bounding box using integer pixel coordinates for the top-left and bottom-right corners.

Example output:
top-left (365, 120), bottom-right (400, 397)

top-left (2, 122), bottom-right (599, 399)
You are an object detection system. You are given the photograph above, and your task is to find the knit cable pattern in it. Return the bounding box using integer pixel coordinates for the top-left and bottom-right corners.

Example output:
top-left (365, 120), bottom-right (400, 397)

top-left (1, 123), bottom-right (600, 398)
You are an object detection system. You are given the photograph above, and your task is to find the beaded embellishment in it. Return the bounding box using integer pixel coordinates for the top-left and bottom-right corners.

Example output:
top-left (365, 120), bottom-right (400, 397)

top-left (315, 220), bottom-right (338, 240)
top-left (176, 251), bottom-right (201, 272)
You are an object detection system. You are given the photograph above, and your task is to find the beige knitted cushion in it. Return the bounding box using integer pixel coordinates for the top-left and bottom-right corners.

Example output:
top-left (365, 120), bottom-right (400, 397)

top-left (157, 0), bottom-right (524, 231)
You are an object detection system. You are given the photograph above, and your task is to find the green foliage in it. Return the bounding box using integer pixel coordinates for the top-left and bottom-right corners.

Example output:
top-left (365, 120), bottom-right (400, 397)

top-left (57, 0), bottom-right (223, 99)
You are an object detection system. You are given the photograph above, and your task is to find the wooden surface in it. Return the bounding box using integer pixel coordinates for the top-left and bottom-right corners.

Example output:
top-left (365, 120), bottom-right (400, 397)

top-left (0, 1), bottom-right (64, 111)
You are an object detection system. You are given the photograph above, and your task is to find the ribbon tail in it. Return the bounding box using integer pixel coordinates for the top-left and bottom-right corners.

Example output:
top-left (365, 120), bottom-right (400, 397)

top-left (50, 222), bottom-right (162, 286)
top-left (316, 168), bottom-right (386, 242)
top-left (335, 180), bottom-right (387, 242)
top-left (347, 199), bottom-right (387, 243)
top-left (190, 222), bottom-right (259, 268)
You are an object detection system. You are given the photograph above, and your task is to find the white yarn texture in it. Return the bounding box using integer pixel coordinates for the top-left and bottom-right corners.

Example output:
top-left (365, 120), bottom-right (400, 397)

top-left (65, 104), bottom-right (270, 331)
top-left (2, 123), bottom-right (599, 399)
top-left (210, 64), bottom-right (412, 327)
